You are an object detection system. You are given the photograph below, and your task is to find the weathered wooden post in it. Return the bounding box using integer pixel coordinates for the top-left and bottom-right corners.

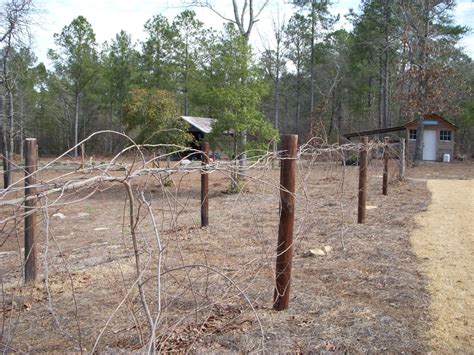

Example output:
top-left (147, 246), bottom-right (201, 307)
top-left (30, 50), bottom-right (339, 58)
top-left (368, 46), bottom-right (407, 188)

top-left (399, 138), bottom-right (406, 181)
top-left (357, 136), bottom-right (369, 224)
top-left (383, 137), bottom-right (389, 195)
top-left (24, 138), bottom-right (38, 283)
top-left (274, 134), bottom-right (298, 311)
top-left (201, 142), bottom-right (210, 227)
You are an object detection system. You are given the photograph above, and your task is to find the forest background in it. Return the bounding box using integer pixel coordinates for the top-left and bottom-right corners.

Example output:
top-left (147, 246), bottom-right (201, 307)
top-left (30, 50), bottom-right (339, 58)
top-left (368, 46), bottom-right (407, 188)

top-left (0, 0), bottom-right (472, 175)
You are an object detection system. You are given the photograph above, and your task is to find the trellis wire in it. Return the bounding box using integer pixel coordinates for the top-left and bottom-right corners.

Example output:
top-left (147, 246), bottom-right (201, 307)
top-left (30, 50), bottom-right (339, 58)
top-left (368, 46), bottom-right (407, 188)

top-left (0, 131), bottom-right (404, 353)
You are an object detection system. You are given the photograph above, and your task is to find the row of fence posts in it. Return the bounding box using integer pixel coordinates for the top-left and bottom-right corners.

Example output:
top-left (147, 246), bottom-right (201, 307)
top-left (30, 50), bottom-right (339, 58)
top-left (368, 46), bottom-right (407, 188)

top-left (19, 135), bottom-right (406, 313)
top-left (357, 136), bottom-right (406, 224)
top-left (197, 134), bottom-right (298, 311)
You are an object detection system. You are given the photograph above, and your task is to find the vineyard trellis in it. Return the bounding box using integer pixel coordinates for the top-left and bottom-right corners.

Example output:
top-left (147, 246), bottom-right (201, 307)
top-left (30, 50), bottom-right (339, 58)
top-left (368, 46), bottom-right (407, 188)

top-left (0, 131), bottom-right (408, 352)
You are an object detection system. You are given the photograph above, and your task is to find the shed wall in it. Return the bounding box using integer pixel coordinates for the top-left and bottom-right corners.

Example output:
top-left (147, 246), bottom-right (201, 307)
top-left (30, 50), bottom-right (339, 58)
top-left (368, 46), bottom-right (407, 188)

top-left (405, 121), bottom-right (455, 161)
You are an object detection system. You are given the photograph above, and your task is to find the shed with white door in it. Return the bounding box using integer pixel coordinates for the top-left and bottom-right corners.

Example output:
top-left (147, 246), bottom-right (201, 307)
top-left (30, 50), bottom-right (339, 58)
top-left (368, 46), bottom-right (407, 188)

top-left (342, 113), bottom-right (457, 162)
top-left (405, 114), bottom-right (457, 162)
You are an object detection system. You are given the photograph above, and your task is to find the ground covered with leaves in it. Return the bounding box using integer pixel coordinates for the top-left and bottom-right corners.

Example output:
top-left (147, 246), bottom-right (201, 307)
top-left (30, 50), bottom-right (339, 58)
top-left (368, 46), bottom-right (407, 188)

top-left (1, 158), bottom-right (472, 352)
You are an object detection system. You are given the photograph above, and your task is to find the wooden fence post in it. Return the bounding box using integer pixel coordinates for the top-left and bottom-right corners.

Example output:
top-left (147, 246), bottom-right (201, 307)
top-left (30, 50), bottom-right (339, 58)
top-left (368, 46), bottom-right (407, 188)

top-left (24, 138), bottom-right (38, 284)
top-left (274, 134), bottom-right (298, 311)
top-left (399, 138), bottom-right (406, 181)
top-left (357, 136), bottom-right (369, 224)
top-left (201, 142), bottom-right (210, 227)
top-left (383, 137), bottom-right (389, 195)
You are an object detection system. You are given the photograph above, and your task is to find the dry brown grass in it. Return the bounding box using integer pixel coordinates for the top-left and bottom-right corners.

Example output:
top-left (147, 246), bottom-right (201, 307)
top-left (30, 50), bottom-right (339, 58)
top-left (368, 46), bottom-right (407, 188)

top-left (1, 149), bottom-right (472, 353)
top-left (411, 179), bottom-right (474, 353)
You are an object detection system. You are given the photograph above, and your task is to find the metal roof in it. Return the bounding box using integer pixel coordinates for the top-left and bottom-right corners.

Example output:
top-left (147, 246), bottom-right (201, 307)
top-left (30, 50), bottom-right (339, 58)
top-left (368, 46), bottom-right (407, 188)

top-left (180, 116), bottom-right (215, 134)
top-left (343, 125), bottom-right (406, 139)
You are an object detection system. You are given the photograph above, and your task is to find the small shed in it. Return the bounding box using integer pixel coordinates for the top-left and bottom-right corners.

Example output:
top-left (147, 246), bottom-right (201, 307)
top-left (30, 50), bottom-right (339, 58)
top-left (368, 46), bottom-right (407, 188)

top-left (180, 116), bottom-right (215, 142)
top-left (179, 116), bottom-right (216, 159)
top-left (404, 114), bottom-right (457, 161)
top-left (343, 114), bottom-right (457, 162)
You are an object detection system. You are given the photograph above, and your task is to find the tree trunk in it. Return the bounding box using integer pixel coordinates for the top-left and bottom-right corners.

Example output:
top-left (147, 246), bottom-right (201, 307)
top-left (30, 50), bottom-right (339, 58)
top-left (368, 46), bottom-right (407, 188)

top-left (273, 43), bottom-right (281, 153)
top-left (337, 98), bottom-right (342, 135)
top-left (0, 95), bottom-right (9, 188)
top-left (328, 88), bottom-right (335, 137)
top-left (414, 0), bottom-right (430, 162)
top-left (6, 82), bottom-right (15, 187)
top-left (414, 115), bottom-right (425, 162)
top-left (383, 62), bottom-right (390, 129)
top-left (382, 0), bottom-right (390, 129)
top-left (184, 37), bottom-right (189, 116)
top-left (296, 62), bottom-right (301, 136)
top-left (367, 77), bottom-right (372, 109)
top-left (20, 125), bottom-right (24, 159)
top-left (239, 132), bottom-right (246, 178)
top-left (20, 95), bottom-right (24, 158)
top-left (398, 43), bottom-right (408, 125)
top-left (310, 0), bottom-right (316, 114)
top-left (231, 133), bottom-right (238, 191)
top-left (65, 109), bottom-right (70, 153)
top-left (2, 54), bottom-right (13, 187)
top-left (378, 54), bottom-right (383, 129)
top-left (108, 103), bottom-right (113, 154)
top-left (74, 93), bottom-right (80, 157)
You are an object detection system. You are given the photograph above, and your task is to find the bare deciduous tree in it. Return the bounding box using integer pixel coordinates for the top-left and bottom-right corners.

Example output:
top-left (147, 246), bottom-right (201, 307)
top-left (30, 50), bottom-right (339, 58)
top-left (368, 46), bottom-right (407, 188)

top-left (189, 0), bottom-right (269, 39)
top-left (189, 0), bottom-right (270, 174)
top-left (260, 10), bottom-right (287, 151)
top-left (398, 0), bottom-right (463, 161)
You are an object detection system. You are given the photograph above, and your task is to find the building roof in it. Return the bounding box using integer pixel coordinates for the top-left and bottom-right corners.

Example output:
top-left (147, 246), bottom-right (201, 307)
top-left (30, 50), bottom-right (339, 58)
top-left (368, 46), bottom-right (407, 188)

top-left (343, 125), bottom-right (406, 139)
top-left (180, 116), bottom-right (215, 134)
top-left (403, 113), bottom-right (457, 130)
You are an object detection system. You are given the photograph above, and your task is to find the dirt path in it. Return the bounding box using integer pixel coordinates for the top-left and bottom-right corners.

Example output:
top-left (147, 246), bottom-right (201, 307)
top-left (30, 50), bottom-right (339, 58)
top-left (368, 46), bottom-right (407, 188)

top-left (411, 179), bottom-right (474, 352)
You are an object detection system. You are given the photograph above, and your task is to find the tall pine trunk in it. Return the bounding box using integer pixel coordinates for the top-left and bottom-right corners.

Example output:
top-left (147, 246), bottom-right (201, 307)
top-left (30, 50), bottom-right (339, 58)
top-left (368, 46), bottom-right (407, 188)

top-left (184, 36), bottom-right (189, 116)
top-left (310, 0), bottom-right (316, 114)
top-left (378, 54), bottom-right (384, 129)
top-left (19, 95), bottom-right (24, 159)
top-left (3, 56), bottom-right (13, 188)
top-left (74, 92), bottom-right (80, 157)
top-left (8, 89), bottom-right (14, 164)
top-left (296, 61), bottom-right (301, 136)
top-left (414, 0), bottom-right (430, 162)
top-left (0, 95), bottom-right (9, 188)
top-left (382, 0), bottom-right (390, 129)
top-left (273, 33), bottom-right (281, 153)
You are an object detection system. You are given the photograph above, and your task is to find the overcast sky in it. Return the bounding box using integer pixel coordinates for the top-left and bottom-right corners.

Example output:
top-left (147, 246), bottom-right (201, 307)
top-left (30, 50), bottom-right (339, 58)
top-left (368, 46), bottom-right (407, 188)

top-left (32, 0), bottom-right (474, 66)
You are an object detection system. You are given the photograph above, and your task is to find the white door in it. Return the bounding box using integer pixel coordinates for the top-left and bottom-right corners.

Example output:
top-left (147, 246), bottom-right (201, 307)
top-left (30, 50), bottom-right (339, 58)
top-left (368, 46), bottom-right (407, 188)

top-left (423, 130), bottom-right (437, 161)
